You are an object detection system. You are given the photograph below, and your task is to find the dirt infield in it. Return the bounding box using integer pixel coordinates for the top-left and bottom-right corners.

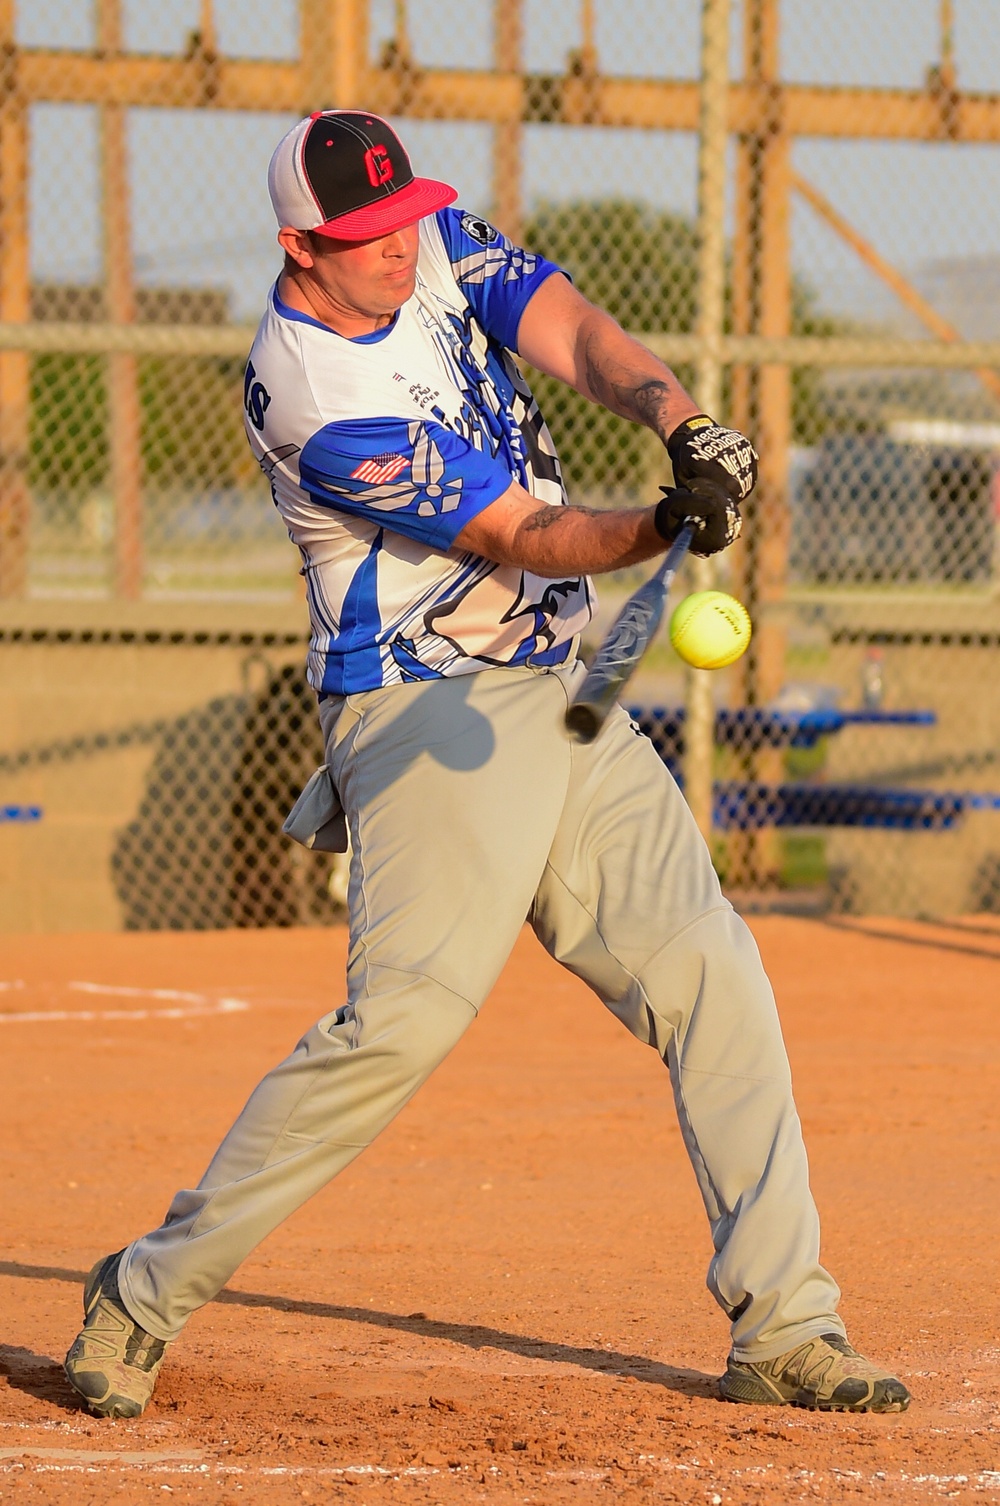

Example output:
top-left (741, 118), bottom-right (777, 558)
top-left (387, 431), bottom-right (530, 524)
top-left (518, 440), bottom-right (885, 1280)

top-left (1, 916), bottom-right (999, 1503)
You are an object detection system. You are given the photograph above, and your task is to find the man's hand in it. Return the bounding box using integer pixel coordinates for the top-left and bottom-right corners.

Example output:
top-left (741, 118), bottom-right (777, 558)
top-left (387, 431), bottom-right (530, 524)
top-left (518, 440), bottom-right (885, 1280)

top-left (654, 482), bottom-right (741, 557)
top-left (667, 415), bottom-right (758, 503)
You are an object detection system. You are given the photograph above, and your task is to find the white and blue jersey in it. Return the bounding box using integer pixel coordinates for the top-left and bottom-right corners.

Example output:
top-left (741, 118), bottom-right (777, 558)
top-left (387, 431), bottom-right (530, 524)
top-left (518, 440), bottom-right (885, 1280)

top-left (243, 207), bottom-right (594, 694)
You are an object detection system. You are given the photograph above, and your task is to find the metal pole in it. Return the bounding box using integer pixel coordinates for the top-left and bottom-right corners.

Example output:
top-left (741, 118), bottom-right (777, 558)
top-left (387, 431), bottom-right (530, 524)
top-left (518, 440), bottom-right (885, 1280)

top-left (742, 0), bottom-right (791, 888)
top-left (684, 0), bottom-right (730, 843)
top-left (939, 0), bottom-right (956, 89)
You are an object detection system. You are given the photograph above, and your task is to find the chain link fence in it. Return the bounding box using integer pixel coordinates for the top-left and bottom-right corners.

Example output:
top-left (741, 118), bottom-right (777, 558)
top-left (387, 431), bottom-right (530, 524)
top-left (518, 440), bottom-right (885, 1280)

top-left (2, 0), bottom-right (1000, 929)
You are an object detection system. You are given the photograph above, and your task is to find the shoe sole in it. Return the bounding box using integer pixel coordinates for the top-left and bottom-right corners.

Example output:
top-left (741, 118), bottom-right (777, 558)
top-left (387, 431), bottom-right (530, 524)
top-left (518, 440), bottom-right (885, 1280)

top-left (720, 1371), bottom-right (910, 1413)
top-left (65, 1371), bottom-right (146, 1421)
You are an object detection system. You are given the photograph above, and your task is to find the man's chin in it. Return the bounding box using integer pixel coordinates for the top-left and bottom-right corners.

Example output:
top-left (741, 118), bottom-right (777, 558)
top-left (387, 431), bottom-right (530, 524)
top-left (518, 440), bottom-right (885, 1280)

top-left (384, 273), bottom-right (417, 305)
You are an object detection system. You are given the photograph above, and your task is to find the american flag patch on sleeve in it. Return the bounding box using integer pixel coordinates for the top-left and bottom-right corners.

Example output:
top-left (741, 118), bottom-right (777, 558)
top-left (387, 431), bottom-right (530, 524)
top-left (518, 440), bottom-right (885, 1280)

top-left (350, 453), bottom-right (408, 485)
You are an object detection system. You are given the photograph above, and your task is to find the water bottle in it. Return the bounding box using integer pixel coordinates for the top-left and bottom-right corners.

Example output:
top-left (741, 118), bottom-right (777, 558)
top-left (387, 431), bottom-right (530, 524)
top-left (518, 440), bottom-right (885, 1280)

top-left (861, 647), bottom-right (884, 711)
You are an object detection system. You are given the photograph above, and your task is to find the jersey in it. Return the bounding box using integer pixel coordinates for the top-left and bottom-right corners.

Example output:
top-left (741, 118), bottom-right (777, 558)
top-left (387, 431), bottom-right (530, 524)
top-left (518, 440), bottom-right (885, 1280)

top-left (243, 207), bottom-right (594, 695)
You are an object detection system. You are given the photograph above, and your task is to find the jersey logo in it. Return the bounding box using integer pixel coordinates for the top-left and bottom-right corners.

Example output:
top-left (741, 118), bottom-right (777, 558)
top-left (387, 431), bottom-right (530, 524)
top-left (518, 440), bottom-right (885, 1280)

top-left (364, 145), bottom-right (394, 187)
top-left (243, 359), bottom-right (271, 431)
top-left (460, 212), bottom-right (499, 246)
top-left (351, 453), bottom-right (408, 484)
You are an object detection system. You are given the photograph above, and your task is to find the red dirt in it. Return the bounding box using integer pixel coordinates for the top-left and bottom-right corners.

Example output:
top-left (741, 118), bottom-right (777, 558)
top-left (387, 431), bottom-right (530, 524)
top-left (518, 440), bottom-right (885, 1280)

top-left (1, 916), bottom-right (999, 1503)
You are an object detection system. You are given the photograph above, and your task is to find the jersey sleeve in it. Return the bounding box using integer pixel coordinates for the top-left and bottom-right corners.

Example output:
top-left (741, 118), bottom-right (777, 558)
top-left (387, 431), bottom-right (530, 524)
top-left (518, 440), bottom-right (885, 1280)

top-left (298, 416), bottom-right (513, 551)
top-left (435, 206), bottom-right (565, 353)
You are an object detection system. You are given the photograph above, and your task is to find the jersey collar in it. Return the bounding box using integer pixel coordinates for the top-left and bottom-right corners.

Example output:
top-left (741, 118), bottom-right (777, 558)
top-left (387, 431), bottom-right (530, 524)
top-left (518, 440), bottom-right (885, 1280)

top-left (270, 282), bottom-right (400, 344)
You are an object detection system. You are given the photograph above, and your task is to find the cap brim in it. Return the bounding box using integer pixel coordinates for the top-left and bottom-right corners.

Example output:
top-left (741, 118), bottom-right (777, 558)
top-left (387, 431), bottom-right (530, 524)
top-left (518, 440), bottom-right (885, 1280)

top-left (310, 177), bottom-right (458, 241)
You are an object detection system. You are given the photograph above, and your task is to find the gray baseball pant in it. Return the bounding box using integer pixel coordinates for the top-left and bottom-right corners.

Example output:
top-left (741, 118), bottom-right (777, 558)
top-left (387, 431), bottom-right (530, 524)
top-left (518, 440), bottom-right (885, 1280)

top-left (119, 661), bottom-right (843, 1362)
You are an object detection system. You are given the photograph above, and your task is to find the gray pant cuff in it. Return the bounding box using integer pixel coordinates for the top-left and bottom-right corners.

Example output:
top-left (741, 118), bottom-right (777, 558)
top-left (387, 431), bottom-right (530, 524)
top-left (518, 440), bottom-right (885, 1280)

top-left (730, 1314), bottom-right (847, 1365)
top-left (117, 1244), bottom-right (185, 1345)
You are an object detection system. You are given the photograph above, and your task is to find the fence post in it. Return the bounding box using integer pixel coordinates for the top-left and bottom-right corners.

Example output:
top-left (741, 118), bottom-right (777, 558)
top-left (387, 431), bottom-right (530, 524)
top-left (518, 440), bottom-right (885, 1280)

top-left (301, 0), bottom-right (368, 111)
top-left (493, 0), bottom-right (523, 242)
top-left (0, 4), bottom-right (29, 598)
top-left (685, 0), bottom-right (730, 843)
top-left (99, 2), bottom-right (144, 601)
top-left (728, 0), bottom-right (792, 888)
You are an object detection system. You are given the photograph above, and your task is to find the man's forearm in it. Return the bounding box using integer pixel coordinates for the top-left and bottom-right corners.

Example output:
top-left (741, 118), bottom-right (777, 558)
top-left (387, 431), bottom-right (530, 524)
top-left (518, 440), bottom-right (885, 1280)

top-left (510, 502), bottom-right (665, 575)
top-left (454, 486), bottom-right (664, 578)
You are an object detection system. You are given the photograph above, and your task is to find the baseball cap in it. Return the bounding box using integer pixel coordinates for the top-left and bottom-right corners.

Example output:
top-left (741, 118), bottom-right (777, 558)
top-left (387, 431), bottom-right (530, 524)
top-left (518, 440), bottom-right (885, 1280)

top-left (268, 110), bottom-right (458, 241)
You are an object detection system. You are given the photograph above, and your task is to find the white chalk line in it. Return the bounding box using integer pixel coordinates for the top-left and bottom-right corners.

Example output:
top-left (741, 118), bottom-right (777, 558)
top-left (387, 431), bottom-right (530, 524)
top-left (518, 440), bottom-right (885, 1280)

top-left (0, 981), bottom-right (250, 1023)
top-left (0, 1449), bottom-right (204, 1464)
top-left (2, 1448), bottom-right (1000, 1493)
top-left (70, 982), bottom-right (206, 1001)
top-left (651, 1458), bottom-right (1000, 1494)
top-left (0, 1452), bottom-right (442, 1479)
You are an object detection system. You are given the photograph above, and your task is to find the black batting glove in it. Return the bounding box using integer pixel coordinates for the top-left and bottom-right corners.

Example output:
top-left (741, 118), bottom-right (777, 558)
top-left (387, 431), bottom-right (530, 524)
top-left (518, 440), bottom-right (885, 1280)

top-left (654, 483), bottom-right (741, 557)
top-left (667, 414), bottom-right (758, 504)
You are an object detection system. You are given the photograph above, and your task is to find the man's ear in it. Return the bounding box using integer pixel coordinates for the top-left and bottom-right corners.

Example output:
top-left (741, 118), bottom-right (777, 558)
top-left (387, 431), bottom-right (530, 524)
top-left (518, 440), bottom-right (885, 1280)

top-left (277, 227), bottom-right (316, 269)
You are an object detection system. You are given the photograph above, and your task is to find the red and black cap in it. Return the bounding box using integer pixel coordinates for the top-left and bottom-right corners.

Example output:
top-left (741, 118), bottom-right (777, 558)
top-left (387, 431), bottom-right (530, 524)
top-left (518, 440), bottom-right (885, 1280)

top-left (268, 110), bottom-right (457, 241)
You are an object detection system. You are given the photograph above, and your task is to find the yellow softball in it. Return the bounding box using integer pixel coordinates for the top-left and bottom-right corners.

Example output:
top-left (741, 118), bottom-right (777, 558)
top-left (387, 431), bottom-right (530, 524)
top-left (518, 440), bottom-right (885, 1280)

top-left (669, 590), bottom-right (752, 670)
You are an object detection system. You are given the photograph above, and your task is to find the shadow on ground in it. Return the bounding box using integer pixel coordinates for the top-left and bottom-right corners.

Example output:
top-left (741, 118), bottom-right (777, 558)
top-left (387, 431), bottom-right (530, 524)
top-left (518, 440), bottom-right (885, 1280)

top-left (0, 1260), bottom-right (716, 1404)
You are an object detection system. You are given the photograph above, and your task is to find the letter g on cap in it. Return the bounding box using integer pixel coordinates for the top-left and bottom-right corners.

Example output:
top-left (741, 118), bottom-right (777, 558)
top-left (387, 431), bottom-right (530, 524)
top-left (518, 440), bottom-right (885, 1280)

top-left (364, 145), bottom-right (394, 187)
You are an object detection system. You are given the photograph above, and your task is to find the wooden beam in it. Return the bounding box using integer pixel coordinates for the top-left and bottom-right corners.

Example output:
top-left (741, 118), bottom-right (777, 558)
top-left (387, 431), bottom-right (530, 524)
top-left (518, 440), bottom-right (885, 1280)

top-left (779, 81), bottom-right (975, 140)
top-left (0, 323), bottom-right (257, 355)
top-left (14, 50), bottom-right (1000, 142)
top-left (17, 53), bottom-right (305, 112)
top-left (718, 336), bottom-right (1000, 366)
top-left (792, 170), bottom-right (1000, 408)
top-left (4, 322), bottom-right (1000, 367)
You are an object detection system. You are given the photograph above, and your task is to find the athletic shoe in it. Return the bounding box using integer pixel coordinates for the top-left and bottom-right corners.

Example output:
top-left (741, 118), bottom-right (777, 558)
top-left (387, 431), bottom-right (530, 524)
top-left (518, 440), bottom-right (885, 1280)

top-left (64, 1250), bottom-right (167, 1418)
top-left (719, 1331), bottom-right (910, 1412)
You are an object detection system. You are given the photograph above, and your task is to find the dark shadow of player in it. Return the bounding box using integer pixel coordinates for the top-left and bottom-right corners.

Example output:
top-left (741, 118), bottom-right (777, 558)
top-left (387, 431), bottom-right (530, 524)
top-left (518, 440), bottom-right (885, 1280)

top-left (0, 1261), bottom-right (715, 1403)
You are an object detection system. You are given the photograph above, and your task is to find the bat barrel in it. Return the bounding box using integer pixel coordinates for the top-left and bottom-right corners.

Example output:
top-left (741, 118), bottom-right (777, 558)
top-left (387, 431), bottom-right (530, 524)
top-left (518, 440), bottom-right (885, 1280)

top-left (564, 579), bottom-right (667, 743)
top-left (563, 520), bottom-right (696, 745)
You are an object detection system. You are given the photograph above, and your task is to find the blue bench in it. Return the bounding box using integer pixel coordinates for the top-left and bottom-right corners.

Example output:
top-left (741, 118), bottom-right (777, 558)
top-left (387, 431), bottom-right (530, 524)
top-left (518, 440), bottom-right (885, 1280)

top-left (1, 806), bottom-right (43, 823)
top-left (627, 706), bottom-right (937, 764)
top-left (712, 782), bottom-right (1000, 831)
top-left (626, 706), bottom-right (1000, 833)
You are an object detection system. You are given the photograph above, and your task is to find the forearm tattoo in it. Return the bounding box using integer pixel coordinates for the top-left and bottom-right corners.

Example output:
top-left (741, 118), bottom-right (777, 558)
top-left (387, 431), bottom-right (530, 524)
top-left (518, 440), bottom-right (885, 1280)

top-left (623, 378), bottom-right (675, 433)
top-left (583, 333), bottom-right (681, 438)
top-left (522, 504), bottom-right (596, 533)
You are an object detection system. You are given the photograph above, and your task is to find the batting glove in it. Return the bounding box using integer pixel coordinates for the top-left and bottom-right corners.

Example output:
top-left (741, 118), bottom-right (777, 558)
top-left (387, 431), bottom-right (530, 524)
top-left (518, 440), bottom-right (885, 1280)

top-left (667, 414), bottom-right (758, 504)
top-left (654, 482), bottom-right (742, 557)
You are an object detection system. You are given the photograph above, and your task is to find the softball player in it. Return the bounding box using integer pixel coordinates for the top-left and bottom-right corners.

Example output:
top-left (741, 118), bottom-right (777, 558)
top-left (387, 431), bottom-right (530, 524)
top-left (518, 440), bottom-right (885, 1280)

top-left (65, 111), bottom-right (909, 1419)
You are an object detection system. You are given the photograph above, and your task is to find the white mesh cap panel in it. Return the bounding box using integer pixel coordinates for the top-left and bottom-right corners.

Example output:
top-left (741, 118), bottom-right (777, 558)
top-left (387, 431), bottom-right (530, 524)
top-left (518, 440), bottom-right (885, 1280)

top-left (267, 116), bottom-right (324, 230)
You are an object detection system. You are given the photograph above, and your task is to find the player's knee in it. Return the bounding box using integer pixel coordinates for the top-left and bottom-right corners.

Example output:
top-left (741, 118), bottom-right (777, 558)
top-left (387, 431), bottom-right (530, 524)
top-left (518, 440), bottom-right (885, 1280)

top-left (637, 907), bottom-right (787, 1065)
top-left (360, 986), bottom-right (475, 1085)
top-left (404, 1011), bottom-right (471, 1080)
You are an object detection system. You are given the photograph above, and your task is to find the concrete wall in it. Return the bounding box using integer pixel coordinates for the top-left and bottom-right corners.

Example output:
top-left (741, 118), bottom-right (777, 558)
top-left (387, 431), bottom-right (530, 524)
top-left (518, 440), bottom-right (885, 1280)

top-left (0, 601), bottom-right (308, 932)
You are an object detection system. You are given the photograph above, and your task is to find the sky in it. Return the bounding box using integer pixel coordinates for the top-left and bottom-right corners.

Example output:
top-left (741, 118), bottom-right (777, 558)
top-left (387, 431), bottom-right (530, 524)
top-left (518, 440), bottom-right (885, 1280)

top-left (20, 0), bottom-right (1000, 327)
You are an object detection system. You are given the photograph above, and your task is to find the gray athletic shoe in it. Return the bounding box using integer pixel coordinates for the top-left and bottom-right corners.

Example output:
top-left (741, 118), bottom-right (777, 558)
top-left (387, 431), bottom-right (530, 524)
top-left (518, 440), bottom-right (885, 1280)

top-left (64, 1250), bottom-right (167, 1418)
top-left (720, 1331), bottom-right (911, 1412)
